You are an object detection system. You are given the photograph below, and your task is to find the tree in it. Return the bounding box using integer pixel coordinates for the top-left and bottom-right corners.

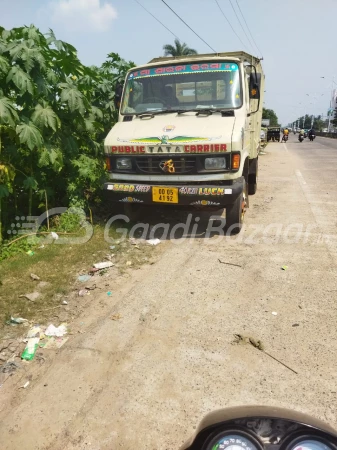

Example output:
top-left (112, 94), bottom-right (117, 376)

top-left (262, 108), bottom-right (279, 126)
top-left (163, 39), bottom-right (197, 57)
top-left (0, 25), bottom-right (135, 241)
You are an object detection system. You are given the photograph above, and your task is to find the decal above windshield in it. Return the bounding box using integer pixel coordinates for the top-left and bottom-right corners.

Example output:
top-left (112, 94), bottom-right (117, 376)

top-left (128, 63), bottom-right (239, 80)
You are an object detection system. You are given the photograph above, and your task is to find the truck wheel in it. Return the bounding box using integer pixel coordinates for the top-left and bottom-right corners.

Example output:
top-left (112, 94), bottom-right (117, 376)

top-left (123, 203), bottom-right (141, 221)
top-left (226, 180), bottom-right (247, 234)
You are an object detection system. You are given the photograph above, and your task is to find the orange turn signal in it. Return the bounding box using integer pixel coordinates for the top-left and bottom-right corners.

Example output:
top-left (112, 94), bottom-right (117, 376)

top-left (105, 157), bottom-right (111, 171)
top-left (232, 154), bottom-right (240, 170)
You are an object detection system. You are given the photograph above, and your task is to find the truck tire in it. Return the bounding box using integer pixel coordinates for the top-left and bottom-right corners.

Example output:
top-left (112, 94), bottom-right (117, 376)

top-left (123, 203), bottom-right (141, 221)
top-left (225, 180), bottom-right (247, 234)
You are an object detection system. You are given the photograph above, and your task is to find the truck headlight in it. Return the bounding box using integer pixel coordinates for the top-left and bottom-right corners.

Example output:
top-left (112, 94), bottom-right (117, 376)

top-left (204, 157), bottom-right (226, 170)
top-left (116, 158), bottom-right (132, 170)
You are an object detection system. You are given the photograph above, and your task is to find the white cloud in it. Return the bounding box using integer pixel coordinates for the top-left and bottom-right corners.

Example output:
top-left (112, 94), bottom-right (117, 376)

top-left (50, 0), bottom-right (117, 32)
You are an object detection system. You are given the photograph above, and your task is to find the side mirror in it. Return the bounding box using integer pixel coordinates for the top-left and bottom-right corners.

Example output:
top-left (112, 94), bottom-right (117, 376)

top-left (114, 83), bottom-right (123, 110)
top-left (249, 72), bottom-right (261, 99)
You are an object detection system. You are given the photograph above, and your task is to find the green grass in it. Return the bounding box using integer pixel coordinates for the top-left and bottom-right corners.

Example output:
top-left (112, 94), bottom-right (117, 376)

top-left (0, 222), bottom-right (153, 337)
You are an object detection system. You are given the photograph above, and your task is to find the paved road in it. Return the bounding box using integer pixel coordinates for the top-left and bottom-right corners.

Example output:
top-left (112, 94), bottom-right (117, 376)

top-left (1, 136), bottom-right (337, 450)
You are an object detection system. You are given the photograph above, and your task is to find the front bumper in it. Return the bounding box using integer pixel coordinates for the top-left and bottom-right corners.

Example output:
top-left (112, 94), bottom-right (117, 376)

top-left (103, 177), bottom-right (244, 207)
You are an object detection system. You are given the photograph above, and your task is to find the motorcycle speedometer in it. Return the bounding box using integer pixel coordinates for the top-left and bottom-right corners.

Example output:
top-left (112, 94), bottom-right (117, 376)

top-left (205, 431), bottom-right (263, 450)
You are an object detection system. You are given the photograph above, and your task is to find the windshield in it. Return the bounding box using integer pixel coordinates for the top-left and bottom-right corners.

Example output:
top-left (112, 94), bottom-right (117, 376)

top-left (121, 61), bottom-right (242, 115)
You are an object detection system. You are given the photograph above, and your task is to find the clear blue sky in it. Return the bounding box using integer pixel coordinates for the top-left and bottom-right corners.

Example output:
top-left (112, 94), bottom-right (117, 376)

top-left (2, 0), bottom-right (336, 124)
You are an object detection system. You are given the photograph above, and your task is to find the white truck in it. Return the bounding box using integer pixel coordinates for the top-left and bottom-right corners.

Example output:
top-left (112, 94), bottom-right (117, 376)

top-left (104, 51), bottom-right (265, 232)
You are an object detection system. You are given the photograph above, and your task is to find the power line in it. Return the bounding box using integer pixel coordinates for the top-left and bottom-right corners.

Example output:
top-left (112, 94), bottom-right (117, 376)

top-left (235, 0), bottom-right (263, 57)
top-left (133, 0), bottom-right (181, 41)
top-left (228, 0), bottom-right (255, 53)
top-left (160, 0), bottom-right (217, 53)
top-left (214, 0), bottom-right (249, 52)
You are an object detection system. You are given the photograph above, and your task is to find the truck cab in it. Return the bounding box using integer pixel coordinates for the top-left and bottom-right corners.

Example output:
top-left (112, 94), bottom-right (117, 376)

top-left (104, 51), bottom-right (264, 232)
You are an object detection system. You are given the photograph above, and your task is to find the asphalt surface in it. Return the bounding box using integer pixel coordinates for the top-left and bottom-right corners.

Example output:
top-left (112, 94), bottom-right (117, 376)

top-left (1, 135), bottom-right (337, 450)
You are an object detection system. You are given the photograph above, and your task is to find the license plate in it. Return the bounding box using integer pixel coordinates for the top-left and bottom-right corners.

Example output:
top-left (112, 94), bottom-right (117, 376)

top-left (152, 187), bottom-right (178, 203)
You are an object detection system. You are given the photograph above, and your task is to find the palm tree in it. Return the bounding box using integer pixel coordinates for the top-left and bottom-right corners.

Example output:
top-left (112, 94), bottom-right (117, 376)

top-left (163, 39), bottom-right (198, 57)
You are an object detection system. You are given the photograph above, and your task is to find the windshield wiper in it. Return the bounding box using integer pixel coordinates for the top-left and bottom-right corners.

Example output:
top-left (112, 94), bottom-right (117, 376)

top-left (136, 108), bottom-right (235, 118)
top-left (178, 108), bottom-right (235, 117)
top-left (136, 109), bottom-right (178, 118)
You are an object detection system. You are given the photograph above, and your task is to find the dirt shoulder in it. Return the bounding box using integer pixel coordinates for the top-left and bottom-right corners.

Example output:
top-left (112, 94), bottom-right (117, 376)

top-left (1, 142), bottom-right (337, 450)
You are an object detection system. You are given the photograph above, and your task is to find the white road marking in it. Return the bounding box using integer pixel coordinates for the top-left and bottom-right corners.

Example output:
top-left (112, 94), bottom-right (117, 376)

top-left (296, 170), bottom-right (307, 185)
top-left (283, 143), bottom-right (289, 152)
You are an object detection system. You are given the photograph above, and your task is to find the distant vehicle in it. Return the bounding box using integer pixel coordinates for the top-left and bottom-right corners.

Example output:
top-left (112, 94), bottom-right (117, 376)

top-left (267, 127), bottom-right (281, 142)
top-left (298, 134), bottom-right (304, 142)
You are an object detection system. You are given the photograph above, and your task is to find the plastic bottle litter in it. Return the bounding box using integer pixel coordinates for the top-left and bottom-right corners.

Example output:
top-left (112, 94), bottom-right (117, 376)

top-left (26, 250), bottom-right (34, 256)
top-left (21, 337), bottom-right (39, 361)
top-left (93, 261), bottom-right (114, 269)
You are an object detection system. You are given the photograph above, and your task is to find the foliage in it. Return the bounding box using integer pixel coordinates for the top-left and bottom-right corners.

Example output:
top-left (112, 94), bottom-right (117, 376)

top-left (163, 39), bottom-right (198, 57)
top-left (295, 114), bottom-right (327, 130)
top-left (0, 25), bottom-right (135, 242)
top-left (262, 108), bottom-right (279, 126)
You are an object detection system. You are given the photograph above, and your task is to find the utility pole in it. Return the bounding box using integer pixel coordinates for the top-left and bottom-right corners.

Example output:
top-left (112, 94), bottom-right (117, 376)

top-left (327, 76), bottom-right (335, 132)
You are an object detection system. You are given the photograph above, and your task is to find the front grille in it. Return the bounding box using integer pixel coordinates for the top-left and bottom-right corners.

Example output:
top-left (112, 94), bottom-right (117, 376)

top-left (135, 156), bottom-right (196, 174)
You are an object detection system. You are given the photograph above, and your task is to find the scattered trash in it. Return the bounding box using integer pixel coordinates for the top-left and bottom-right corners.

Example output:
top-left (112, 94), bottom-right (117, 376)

top-left (43, 336), bottom-right (68, 349)
top-left (109, 245), bottom-right (116, 250)
top-left (78, 289), bottom-right (89, 297)
top-left (21, 337), bottom-right (39, 361)
top-left (39, 244), bottom-right (45, 249)
top-left (93, 261), bottom-right (114, 269)
top-left (107, 291), bottom-right (112, 296)
top-left (26, 250), bottom-right (34, 256)
top-left (233, 334), bottom-right (298, 375)
top-left (0, 361), bottom-right (21, 374)
top-left (272, 312), bottom-right (278, 316)
top-left (126, 261), bottom-right (132, 266)
top-left (62, 300), bottom-right (68, 305)
top-left (281, 265), bottom-right (288, 271)
top-left (78, 274), bottom-right (91, 283)
top-left (30, 273), bottom-right (40, 281)
top-left (19, 292), bottom-right (40, 302)
top-left (111, 314), bottom-right (121, 321)
top-left (8, 316), bottom-right (28, 325)
top-left (146, 238), bottom-right (161, 246)
top-left (292, 323), bottom-right (300, 327)
top-left (89, 267), bottom-right (100, 274)
top-left (19, 381), bottom-right (30, 389)
top-left (129, 238), bottom-right (139, 245)
top-left (45, 323), bottom-right (67, 337)
top-left (218, 259), bottom-right (242, 268)
top-left (50, 231), bottom-right (59, 240)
